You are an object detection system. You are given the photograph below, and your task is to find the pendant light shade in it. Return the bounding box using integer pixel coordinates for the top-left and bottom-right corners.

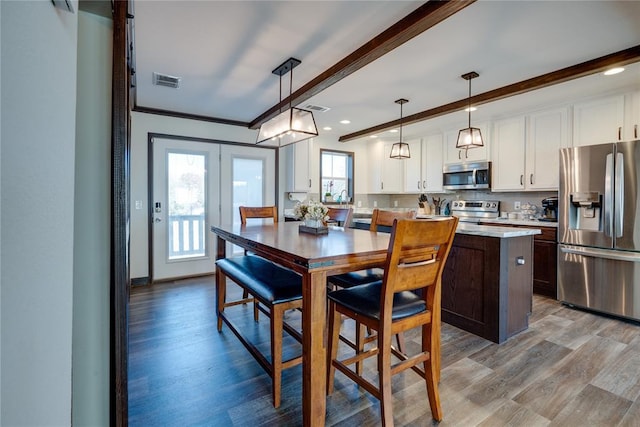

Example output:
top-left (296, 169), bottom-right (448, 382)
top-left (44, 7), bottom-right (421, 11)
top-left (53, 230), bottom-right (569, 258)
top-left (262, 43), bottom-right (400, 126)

top-left (390, 98), bottom-right (410, 159)
top-left (456, 71), bottom-right (484, 150)
top-left (257, 58), bottom-right (318, 146)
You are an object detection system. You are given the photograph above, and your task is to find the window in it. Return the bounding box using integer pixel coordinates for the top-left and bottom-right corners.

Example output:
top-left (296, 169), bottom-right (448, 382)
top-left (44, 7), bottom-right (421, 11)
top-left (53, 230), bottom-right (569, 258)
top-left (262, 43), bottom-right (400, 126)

top-left (320, 149), bottom-right (354, 203)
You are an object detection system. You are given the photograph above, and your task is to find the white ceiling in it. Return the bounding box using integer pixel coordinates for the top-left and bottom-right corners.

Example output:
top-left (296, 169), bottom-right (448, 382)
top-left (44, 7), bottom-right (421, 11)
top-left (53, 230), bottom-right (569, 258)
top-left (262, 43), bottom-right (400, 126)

top-left (133, 0), bottom-right (640, 144)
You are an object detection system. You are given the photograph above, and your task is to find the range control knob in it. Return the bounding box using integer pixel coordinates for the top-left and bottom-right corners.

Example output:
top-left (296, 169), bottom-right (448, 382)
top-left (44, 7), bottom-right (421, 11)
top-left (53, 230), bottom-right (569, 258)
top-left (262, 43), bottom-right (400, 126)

top-left (485, 202), bottom-right (490, 208)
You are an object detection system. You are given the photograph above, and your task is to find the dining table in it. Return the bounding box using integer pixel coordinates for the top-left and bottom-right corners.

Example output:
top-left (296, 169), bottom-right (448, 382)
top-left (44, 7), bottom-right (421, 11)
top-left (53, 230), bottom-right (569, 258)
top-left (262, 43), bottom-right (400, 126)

top-left (211, 221), bottom-right (392, 426)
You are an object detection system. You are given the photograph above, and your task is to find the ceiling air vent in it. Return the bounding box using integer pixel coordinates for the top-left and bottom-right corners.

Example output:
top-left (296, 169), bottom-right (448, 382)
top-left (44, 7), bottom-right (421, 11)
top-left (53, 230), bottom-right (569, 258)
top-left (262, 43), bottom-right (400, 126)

top-left (302, 104), bottom-right (330, 113)
top-left (153, 72), bottom-right (181, 89)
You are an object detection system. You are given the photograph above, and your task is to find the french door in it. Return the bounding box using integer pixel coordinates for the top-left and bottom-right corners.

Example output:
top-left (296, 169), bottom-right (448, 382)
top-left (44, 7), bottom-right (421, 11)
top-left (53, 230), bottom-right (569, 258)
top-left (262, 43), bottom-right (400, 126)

top-left (151, 137), bottom-right (276, 281)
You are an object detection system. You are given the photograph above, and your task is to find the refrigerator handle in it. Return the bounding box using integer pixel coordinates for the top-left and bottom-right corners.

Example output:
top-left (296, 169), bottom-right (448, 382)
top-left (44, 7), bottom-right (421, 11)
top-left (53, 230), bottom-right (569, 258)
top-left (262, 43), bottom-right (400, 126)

top-left (615, 152), bottom-right (624, 238)
top-left (604, 153), bottom-right (614, 237)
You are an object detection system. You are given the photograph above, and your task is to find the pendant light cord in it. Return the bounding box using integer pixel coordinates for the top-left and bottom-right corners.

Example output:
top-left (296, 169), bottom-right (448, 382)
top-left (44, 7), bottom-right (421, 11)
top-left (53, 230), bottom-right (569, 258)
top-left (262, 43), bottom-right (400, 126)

top-left (399, 101), bottom-right (403, 144)
top-left (467, 77), bottom-right (472, 128)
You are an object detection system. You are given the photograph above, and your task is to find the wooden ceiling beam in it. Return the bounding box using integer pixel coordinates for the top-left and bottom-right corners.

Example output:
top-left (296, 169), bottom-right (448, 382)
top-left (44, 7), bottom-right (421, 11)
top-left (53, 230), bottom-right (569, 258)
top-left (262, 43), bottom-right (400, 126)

top-left (248, 0), bottom-right (477, 130)
top-left (339, 44), bottom-right (640, 142)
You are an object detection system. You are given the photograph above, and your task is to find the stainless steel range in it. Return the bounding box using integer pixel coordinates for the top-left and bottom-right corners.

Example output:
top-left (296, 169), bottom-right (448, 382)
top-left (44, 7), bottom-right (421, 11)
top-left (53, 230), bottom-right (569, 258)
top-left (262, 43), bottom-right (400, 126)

top-left (450, 200), bottom-right (500, 223)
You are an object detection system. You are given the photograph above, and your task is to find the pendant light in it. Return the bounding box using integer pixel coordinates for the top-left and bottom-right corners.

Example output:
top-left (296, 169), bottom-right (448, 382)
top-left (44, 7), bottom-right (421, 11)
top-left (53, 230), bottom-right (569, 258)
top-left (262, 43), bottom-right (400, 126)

top-left (389, 98), bottom-right (410, 159)
top-left (456, 71), bottom-right (484, 150)
top-left (256, 57), bottom-right (318, 146)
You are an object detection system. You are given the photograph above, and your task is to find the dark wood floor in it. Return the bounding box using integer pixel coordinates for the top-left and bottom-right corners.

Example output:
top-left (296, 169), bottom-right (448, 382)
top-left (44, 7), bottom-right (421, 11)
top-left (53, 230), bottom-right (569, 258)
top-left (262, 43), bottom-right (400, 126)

top-left (129, 275), bottom-right (640, 426)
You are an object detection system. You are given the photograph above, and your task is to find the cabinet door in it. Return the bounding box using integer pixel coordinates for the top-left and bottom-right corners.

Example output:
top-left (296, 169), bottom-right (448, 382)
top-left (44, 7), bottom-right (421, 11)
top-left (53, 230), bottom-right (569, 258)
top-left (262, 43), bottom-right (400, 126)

top-left (423, 134), bottom-right (443, 192)
top-left (527, 108), bottom-right (568, 190)
top-left (492, 116), bottom-right (525, 190)
top-left (286, 139), bottom-right (311, 192)
top-left (404, 139), bottom-right (423, 193)
top-left (444, 122), bottom-right (489, 163)
top-left (625, 91), bottom-right (640, 141)
top-left (381, 141), bottom-right (404, 193)
top-left (368, 140), bottom-right (383, 193)
top-left (573, 94), bottom-right (624, 146)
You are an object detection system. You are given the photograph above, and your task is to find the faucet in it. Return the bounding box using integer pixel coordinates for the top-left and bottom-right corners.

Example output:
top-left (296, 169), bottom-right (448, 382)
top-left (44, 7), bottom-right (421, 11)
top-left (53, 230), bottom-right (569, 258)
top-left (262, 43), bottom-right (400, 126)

top-left (339, 189), bottom-right (348, 205)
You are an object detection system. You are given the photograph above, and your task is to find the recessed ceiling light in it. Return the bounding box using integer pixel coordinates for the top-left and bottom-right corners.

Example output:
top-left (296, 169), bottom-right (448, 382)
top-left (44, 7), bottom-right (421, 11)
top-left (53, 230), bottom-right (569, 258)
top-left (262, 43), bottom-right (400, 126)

top-left (389, 129), bottom-right (398, 133)
top-left (603, 67), bottom-right (625, 76)
top-left (464, 107), bottom-right (477, 112)
top-left (340, 120), bottom-right (351, 124)
top-left (370, 135), bottom-right (378, 138)
top-left (323, 126), bottom-right (332, 131)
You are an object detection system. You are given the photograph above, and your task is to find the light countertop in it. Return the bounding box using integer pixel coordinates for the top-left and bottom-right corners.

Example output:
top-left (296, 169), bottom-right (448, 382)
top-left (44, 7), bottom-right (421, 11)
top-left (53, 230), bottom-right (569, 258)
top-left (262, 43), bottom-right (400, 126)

top-left (353, 217), bottom-right (541, 238)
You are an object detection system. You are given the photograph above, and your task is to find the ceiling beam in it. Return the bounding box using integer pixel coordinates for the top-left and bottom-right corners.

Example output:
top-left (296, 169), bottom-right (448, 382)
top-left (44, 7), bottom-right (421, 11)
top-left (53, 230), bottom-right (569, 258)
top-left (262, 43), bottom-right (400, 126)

top-left (248, 0), bottom-right (477, 130)
top-left (339, 44), bottom-right (640, 142)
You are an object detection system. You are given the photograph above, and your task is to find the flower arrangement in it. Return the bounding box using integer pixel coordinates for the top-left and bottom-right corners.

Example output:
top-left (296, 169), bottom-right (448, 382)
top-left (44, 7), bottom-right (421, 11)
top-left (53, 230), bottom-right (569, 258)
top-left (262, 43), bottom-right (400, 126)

top-left (294, 200), bottom-right (329, 222)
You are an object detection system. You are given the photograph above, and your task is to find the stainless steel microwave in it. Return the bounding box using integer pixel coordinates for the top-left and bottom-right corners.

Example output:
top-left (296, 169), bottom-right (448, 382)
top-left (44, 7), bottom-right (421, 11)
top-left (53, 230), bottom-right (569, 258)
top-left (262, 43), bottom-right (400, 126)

top-left (442, 161), bottom-right (491, 190)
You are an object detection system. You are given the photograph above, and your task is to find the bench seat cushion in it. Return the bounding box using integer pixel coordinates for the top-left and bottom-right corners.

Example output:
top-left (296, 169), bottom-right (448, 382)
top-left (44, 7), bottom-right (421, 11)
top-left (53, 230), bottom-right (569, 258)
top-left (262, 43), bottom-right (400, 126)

top-left (216, 256), bottom-right (302, 305)
top-left (328, 281), bottom-right (426, 321)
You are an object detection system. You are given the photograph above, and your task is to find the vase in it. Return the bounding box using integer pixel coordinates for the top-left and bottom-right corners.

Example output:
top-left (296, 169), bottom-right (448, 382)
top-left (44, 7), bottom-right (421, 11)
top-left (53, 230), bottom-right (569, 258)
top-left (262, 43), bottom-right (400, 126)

top-left (304, 219), bottom-right (322, 228)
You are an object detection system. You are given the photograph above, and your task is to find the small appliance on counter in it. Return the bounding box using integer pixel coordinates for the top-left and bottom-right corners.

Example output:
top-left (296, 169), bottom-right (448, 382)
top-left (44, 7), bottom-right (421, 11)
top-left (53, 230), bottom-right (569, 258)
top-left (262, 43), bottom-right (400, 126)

top-left (541, 196), bottom-right (558, 222)
top-left (450, 200), bottom-right (499, 223)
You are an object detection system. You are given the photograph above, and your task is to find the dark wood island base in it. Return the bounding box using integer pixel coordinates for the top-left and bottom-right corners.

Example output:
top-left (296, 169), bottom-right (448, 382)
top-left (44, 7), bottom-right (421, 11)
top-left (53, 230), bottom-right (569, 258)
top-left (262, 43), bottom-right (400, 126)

top-left (442, 233), bottom-right (534, 344)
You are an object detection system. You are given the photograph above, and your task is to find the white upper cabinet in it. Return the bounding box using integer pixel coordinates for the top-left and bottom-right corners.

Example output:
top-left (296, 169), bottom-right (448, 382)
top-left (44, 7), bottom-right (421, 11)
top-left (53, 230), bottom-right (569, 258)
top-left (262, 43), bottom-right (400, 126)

top-left (403, 139), bottom-right (422, 193)
top-left (527, 108), bottom-right (568, 190)
top-left (625, 91), bottom-right (640, 141)
top-left (403, 135), bottom-right (443, 193)
top-left (491, 116), bottom-right (526, 190)
top-left (368, 140), bottom-right (403, 194)
top-left (422, 134), bottom-right (444, 192)
top-left (285, 139), bottom-right (316, 192)
top-left (573, 94), bottom-right (625, 146)
top-left (444, 121), bottom-right (490, 164)
top-left (491, 108), bottom-right (568, 191)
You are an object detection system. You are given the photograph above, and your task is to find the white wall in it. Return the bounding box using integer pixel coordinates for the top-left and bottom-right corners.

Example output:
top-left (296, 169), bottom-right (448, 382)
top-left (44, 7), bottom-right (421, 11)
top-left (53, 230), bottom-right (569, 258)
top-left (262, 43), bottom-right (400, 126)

top-left (130, 111), bottom-right (258, 279)
top-left (1, 1), bottom-right (77, 425)
top-left (73, 10), bottom-right (112, 425)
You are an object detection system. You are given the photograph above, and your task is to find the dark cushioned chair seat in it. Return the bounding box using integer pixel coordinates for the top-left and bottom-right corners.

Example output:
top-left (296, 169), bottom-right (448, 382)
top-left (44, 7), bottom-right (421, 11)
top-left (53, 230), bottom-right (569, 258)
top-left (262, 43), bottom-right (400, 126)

top-left (328, 281), bottom-right (426, 321)
top-left (328, 268), bottom-right (384, 289)
top-left (216, 256), bottom-right (302, 305)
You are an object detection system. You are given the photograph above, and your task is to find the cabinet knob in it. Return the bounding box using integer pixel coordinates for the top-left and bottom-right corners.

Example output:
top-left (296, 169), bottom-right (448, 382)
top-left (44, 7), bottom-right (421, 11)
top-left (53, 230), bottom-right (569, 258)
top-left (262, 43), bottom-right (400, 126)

top-left (635, 124), bottom-right (638, 139)
top-left (618, 126), bottom-right (622, 141)
top-left (520, 174), bottom-right (524, 186)
top-left (423, 180), bottom-right (426, 189)
top-left (458, 150), bottom-right (462, 160)
top-left (418, 180), bottom-right (421, 189)
top-left (530, 174), bottom-right (534, 185)
top-left (308, 179), bottom-right (311, 188)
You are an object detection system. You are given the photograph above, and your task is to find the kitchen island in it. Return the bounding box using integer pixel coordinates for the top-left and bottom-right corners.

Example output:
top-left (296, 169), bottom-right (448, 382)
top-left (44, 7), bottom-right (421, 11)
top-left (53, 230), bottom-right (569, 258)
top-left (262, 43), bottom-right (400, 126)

top-left (353, 218), bottom-right (540, 343)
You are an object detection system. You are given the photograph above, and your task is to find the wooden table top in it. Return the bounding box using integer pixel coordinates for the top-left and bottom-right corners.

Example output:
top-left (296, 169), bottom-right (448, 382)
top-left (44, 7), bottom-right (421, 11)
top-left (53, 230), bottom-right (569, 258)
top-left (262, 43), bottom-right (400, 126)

top-left (211, 222), bottom-right (391, 273)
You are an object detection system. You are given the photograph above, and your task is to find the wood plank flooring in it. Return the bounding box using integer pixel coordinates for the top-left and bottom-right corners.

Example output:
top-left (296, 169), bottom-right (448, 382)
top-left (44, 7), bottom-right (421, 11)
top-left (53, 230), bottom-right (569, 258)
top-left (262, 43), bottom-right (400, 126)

top-left (129, 276), bottom-right (640, 426)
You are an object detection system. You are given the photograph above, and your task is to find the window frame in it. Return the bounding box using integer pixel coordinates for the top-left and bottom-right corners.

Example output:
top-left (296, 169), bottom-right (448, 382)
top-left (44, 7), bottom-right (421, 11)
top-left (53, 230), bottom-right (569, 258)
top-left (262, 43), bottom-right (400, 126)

top-left (319, 149), bottom-right (355, 203)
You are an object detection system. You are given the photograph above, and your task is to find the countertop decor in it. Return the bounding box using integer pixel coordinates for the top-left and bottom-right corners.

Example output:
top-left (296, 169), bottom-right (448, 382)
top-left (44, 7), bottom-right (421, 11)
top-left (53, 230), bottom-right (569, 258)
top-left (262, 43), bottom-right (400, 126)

top-left (293, 200), bottom-right (329, 234)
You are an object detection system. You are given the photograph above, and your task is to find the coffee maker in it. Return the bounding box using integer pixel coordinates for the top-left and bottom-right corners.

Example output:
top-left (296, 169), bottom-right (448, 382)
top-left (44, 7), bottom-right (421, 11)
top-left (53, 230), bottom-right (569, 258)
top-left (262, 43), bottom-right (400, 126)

top-left (541, 196), bottom-right (558, 221)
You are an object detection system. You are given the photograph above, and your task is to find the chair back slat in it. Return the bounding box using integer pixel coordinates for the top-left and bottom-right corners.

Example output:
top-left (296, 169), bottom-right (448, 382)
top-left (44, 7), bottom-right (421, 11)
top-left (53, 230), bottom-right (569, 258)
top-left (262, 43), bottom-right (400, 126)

top-left (326, 207), bottom-right (353, 227)
top-left (369, 209), bottom-right (416, 231)
top-left (381, 217), bottom-right (458, 305)
top-left (239, 206), bottom-right (278, 224)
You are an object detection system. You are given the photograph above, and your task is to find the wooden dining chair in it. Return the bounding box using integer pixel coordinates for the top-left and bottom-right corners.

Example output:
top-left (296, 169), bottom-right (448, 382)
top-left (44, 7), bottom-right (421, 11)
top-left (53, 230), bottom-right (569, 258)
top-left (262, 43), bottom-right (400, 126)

top-left (216, 205), bottom-right (303, 408)
top-left (327, 208), bottom-right (417, 367)
top-left (237, 206), bottom-right (278, 319)
top-left (327, 208), bottom-right (417, 290)
top-left (325, 206), bottom-right (353, 227)
top-left (326, 217), bottom-right (458, 425)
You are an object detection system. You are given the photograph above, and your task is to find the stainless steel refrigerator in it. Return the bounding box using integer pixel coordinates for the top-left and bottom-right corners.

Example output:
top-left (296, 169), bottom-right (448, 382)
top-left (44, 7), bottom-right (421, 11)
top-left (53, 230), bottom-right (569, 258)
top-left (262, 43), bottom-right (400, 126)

top-left (558, 140), bottom-right (640, 322)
